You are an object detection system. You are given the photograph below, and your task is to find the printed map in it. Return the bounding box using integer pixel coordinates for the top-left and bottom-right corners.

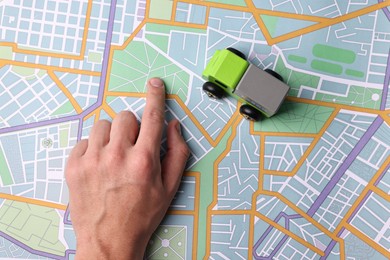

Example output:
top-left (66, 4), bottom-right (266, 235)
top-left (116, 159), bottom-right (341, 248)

top-left (0, 0), bottom-right (390, 259)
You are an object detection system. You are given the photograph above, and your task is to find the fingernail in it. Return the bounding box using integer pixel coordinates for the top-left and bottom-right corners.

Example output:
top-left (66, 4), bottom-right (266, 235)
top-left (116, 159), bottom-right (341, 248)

top-left (149, 78), bottom-right (164, 88)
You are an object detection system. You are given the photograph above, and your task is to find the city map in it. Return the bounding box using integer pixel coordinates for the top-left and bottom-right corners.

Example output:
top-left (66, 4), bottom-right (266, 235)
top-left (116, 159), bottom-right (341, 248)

top-left (0, 0), bottom-right (389, 259)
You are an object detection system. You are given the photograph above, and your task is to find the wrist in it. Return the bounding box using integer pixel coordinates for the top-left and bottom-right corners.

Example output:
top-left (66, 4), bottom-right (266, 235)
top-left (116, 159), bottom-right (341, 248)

top-left (75, 234), bottom-right (147, 260)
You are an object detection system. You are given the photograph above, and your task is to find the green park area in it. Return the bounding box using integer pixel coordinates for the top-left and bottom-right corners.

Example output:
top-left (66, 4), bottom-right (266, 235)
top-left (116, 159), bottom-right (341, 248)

top-left (108, 40), bottom-right (190, 103)
top-left (276, 57), bottom-right (378, 109)
top-left (0, 147), bottom-right (13, 186)
top-left (253, 101), bottom-right (335, 133)
top-left (0, 201), bottom-right (66, 256)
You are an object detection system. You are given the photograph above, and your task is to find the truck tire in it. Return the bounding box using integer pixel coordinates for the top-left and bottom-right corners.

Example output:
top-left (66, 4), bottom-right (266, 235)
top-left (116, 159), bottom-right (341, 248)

top-left (240, 104), bottom-right (262, 121)
top-left (227, 47), bottom-right (246, 60)
top-left (203, 82), bottom-right (225, 99)
top-left (264, 69), bottom-right (284, 82)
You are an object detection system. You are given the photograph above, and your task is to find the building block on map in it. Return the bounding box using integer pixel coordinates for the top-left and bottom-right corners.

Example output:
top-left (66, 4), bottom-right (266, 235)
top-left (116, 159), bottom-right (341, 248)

top-left (202, 48), bottom-right (290, 121)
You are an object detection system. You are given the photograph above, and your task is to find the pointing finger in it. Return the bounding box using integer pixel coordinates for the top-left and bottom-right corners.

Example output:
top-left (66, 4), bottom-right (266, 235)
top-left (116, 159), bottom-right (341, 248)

top-left (137, 78), bottom-right (166, 154)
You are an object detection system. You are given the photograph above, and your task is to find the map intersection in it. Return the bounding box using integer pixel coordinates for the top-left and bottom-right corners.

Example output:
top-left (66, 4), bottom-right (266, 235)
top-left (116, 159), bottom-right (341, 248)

top-left (0, 0), bottom-right (389, 259)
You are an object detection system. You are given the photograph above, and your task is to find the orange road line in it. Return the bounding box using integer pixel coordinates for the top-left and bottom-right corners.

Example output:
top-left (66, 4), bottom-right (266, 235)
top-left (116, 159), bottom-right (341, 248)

top-left (260, 109), bottom-right (340, 177)
top-left (105, 92), bottom-right (220, 146)
top-left (190, 0), bottom-right (329, 27)
top-left (179, 0), bottom-right (250, 12)
top-left (371, 186), bottom-right (390, 202)
top-left (94, 109), bottom-right (102, 123)
top-left (345, 223), bottom-right (390, 258)
top-left (269, 1), bottom-right (390, 45)
top-left (204, 6), bottom-right (210, 27)
top-left (382, 113), bottom-right (390, 125)
top-left (257, 9), bottom-right (329, 23)
top-left (188, 171), bottom-right (200, 260)
top-left (93, 19), bottom-right (146, 127)
top-left (254, 211), bottom-right (325, 256)
top-left (0, 193), bottom-right (67, 210)
top-left (145, 0), bottom-right (151, 19)
top-left (48, 70), bottom-right (83, 114)
top-left (248, 212), bottom-right (255, 258)
top-left (0, 0), bottom-right (92, 59)
top-left (146, 19), bottom-right (207, 30)
top-left (102, 103), bottom-right (116, 119)
top-left (1, 59), bottom-right (101, 76)
top-left (257, 132), bottom-right (318, 138)
top-left (79, 0), bottom-right (93, 59)
top-left (112, 20), bottom-right (147, 51)
top-left (182, 0), bottom-right (328, 25)
top-left (256, 190), bottom-right (338, 240)
top-left (150, 171), bottom-right (201, 260)
top-left (283, 108), bottom-right (340, 175)
top-left (258, 134), bottom-right (265, 187)
top-left (245, 0), bottom-right (273, 44)
top-left (171, 0), bottom-right (178, 21)
top-left (340, 239), bottom-right (346, 260)
top-left (205, 115), bottom-right (242, 258)
top-left (213, 104), bottom-right (242, 145)
top-left (169, 210), bottom-right (196, 215)
top-left (334, 155), bottom-right (390, 235)
top-left (0, 41), bottom-right (85, 60)
top-left (211, 210), bottom-right (253, 215)
top-left (287, 97), bottom-right (387, 116)
top-left (83, 110), bottom-right (98, 121)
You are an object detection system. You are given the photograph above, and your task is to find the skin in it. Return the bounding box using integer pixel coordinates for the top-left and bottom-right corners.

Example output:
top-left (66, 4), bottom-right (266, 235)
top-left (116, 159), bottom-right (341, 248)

top-left (65, 78), bottom-right (190, 259)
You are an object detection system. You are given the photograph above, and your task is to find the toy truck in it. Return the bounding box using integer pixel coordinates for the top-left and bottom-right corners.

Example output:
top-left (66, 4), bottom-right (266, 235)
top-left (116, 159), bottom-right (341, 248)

top-left (202, 48), bottom-right (290, 121)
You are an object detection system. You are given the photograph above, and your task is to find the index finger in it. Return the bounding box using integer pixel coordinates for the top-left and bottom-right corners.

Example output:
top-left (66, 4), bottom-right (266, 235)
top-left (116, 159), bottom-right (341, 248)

top-left (137, 78), bottom-right (166, 152)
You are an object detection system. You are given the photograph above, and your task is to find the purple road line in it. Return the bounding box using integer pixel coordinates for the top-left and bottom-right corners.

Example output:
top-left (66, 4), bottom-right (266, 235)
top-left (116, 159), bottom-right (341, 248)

top-left (65, 249), bottom-right (76, 258)
top-left (323, 193), bottom-right (376, 258)
top-left (346, 163), bottom-right (390, 223)
top-left (0, 0), bottom-right (118, 138)
top-left (266, 235), bottom-right (289, 260)
top-left (253, 212), bottom-right (286, 250)
top-left (253, 212), bottom-right (303, 259)
top-left (0, 115), bottom-right (81, 134)
top-left (81, 0), bottom-right (117, 117)
top-left (77, 117), bottom-right (84, 141)
top-left (64, 206), bottom-right (72, 225)
top-left (0, 1), bottom-right (118, 259)
top-left (320, 239), bottom-right (338, 260)
top-left (379, 0), bottom-right (390, 20)
top-left (374, 163), bottom-right (390, 186)
top-left (0, 231), bottom-right (65, 259)
top-left (307, 116), bottom-right (384, 217)
top-left (380, 49), bottom-right (390, 110)
top-left (321, 164), bottom-right (390, 259)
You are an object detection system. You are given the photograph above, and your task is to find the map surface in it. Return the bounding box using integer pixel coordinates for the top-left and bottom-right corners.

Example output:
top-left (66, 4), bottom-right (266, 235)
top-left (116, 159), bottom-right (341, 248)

top-left (0, 0), bottom-right (390, 259)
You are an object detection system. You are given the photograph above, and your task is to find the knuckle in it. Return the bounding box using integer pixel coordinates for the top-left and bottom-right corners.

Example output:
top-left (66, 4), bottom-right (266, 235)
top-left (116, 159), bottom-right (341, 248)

top-left (105, 148), bottom-right (126, 166)
top-left (94, 119), bottom-right (111, 129)
top-left (178, 142), bottom-right (191, 159)
top-left (82, 152), bottom-right (101, 168)
top-left (65, 158), bottom-right (86, 184)
top-left (144, 107), bottom-right (164, 123)
top-left (133, 149), bottom-right (154, 172)
top-left (117, 110), bottom-right (135, 121)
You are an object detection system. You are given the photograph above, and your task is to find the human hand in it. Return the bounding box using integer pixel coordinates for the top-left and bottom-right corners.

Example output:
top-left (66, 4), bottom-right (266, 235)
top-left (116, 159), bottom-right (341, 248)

top-left (65, 78), bottom-right (190, 260)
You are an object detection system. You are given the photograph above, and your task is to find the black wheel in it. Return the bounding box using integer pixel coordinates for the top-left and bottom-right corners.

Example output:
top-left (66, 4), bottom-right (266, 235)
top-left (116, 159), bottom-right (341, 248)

top-left (264, 69), bottom-right (284, 82)
top-left (240, 104), bottom-right (262, 121)
top-left (202, 82), bottom-right (225, 99)
top-left (227, 47), bottom-right (246, 60)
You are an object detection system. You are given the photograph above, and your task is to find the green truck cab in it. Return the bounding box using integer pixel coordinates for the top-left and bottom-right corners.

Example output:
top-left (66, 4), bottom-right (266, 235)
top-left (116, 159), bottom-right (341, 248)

top-left (202, 48), bottom-right (290, 121)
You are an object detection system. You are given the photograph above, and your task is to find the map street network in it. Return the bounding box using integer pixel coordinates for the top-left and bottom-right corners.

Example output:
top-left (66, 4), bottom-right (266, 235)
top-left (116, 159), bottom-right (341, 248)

top-left (0, 0), bottom-right (389, 259)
